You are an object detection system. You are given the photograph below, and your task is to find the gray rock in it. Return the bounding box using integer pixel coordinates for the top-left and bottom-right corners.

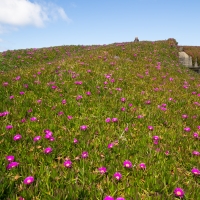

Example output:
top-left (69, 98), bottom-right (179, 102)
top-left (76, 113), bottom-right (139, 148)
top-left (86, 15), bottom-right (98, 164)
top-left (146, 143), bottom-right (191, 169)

top-left (134, 37), bottom-right (139, 42)
top-left (114, 56), bottom-right (120, 60)
top-left (194, 58), bottom-right (198, 68)
top-left (179, 52), bottom-right (192, 67)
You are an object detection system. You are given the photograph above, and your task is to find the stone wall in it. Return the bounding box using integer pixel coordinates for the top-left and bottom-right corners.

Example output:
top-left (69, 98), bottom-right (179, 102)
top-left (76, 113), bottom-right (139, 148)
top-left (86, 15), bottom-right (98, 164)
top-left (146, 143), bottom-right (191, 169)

top-left (179, 52), bottom-right (193, 67)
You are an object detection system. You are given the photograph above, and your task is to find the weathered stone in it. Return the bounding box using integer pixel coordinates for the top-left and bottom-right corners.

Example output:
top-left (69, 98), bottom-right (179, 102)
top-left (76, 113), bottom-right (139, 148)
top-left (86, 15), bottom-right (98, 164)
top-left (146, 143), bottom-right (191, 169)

top-left (114, 56), bottom-right (120, 60)
top-left (134, 37), bottom-right (139, 42)
top-left (179, 47), bottom-right (183, 52)
top-left (194, 58), bottom-right (198, 68)
top-left (179, 52), bottom-right (192, 67)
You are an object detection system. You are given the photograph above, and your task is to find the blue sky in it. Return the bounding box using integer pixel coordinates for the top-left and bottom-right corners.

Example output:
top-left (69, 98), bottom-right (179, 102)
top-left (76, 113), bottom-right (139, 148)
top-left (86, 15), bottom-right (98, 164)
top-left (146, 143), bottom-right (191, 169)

top-left (0, 0), bottom-right (200, 52)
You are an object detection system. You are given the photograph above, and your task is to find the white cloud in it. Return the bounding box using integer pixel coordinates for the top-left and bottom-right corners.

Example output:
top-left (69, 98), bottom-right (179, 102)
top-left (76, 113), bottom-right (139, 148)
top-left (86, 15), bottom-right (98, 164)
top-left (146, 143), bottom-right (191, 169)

top-left (0, 0), bottom-right (71, 28)
top-left (0, 38), bottom-right (3, 42)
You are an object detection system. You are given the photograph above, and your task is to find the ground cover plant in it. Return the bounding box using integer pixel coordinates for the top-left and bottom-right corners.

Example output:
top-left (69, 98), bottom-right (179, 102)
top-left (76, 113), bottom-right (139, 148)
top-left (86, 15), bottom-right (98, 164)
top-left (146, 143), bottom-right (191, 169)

top-left (0, 38), bottom-right (200, 199)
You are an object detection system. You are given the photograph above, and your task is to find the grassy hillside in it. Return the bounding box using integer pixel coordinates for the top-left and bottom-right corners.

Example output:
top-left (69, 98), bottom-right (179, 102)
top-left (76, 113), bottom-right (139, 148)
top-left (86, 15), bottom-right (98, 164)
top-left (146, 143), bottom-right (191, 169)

top-left (0, 38), bottom-right (200, 200)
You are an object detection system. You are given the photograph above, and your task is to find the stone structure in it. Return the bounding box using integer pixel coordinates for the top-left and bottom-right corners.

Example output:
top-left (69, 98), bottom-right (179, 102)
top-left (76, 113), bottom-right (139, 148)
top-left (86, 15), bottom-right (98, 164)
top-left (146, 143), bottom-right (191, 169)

top-left (194, 58), bottom-right (198, 68)
top-left (134, 37), bottom-right (139, 42)
top-left (179, 52), bottom-right (192, 67)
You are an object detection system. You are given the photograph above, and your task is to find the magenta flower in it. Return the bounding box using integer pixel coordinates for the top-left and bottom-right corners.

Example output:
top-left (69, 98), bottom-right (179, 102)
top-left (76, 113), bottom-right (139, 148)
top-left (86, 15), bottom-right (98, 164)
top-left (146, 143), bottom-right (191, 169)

top-left (80, 125), bottom-right (88, 131)
top-left (49, 136), bottom-right (55, 141)
top-left (64, 160), bottom-right (72, 168)
top-left (6, 155), bottom-right (15, 162)
top-left (6, 125), bottom-right (13, 130)
top-left (148, 126), bottom-right (154, 131)
top-left (23, 176), bottom-right (34, 185)
top-left (108, 143), bottom-right (114, 149)
top-left (13, 134), bottom-right (22, 141)
top-left (30, 117), bottom-right (37, 121)
top-left (139, 163), bottom-right (146, 169)
top-left (121, 97), bottom-right (126, 102)
top-left (182, 114), bottom-right (188, 119)
top-left (98, 167), bottom-right (107, 174)
top-left (192, 151), bottom-right (200, 156)
top-left (86, 91), bottom-right (91, 95)
top-left (82, 151), bottom-right (88, 158)
top-left (37, 99), bottom-right (42, 103)
top-left (191, 168), bottom-right (200, 175)
top-left (76, 95), bottom-right (83, 100)
top-left (165, 151), bottom-right (169, 155)
top-left (105, 118), bottom-right (111, 123)
top-left (174, 188), bottom-right (184, 198)
top-left (113, 172), bottom-right (122, 180)
top-left (33, 136), bottom-right (41, 142)
top-left (123, 160), bottom-right (132, 168)
top-left (62, 99), bottom-right (66, 104)
top-left (145, 100), bottom-right (151, 104)
top-left (124, 127), bottom-right (129, 132)
top-left (45, 131), bottom-right (53, 139)
top-left (184, 127), bottom-right (191, 132)
top-left (44, 147), bottom-right (52, 154)
top-left (74, 138), bottom-right (78, 144)
top-left (121, 107), bottom-right (125, 111)
top-left (67, 115), bottom-right (73, 120)
top-left (21, 118), bottom-right (26, 123)
top-left (193, 132), bottom-right (199, 138)
top-left (6, 162), bottom-right (19, 170)
top-left (10, 95), bottom-right (14, 99)
top-left (153, 136), bottom-right (159, 140)
top-left (3, 82), bottom-right (9, 86)
top-left (19, 91), bottom-right (25, 95)
top-left (116, 198), bottom-right (125, 200)
top-left (112, 118), bottom-right (118, 122)
top-left (104, 196), bottom-right (114, 200)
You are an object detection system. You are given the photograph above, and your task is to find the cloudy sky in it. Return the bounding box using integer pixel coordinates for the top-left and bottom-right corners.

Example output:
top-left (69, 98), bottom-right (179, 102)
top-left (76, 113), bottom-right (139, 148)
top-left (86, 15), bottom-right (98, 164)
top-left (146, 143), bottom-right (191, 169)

top-left (0, 0), bottom-right (200, 52)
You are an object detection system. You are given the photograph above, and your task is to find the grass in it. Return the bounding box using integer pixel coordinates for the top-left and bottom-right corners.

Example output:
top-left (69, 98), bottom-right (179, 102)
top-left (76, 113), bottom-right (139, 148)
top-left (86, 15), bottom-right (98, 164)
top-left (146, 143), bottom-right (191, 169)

top-left (0, 38), bottom-right (200, 200)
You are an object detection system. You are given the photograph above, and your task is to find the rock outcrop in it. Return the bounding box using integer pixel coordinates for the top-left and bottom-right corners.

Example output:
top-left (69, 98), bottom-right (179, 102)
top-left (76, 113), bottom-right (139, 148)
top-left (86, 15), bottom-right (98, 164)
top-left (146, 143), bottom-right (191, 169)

top-left (179, 52), bottom-right (192, 67)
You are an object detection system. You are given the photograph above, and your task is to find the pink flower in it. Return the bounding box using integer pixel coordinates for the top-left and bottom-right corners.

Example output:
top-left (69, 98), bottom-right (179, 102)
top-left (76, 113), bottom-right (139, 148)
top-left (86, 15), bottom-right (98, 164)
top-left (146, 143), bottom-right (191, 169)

top-left (184, 127), bottom-right (191, 132)
top-left (13, 134), bottom-right (22, 141)
top-left (105, 118), bottom-right (111, 123)
top-left (139, 163), bottom-right (146, 169)
top-left (6, 155), bottom-right (15, 162)
top-left (98, 167), bottom-right (107, 174)
top-left (33, 136), bottom-right (41, 142)
top-left (23, 176), bottom-right (34, 185)
top-left (112, 118), bottom-right (118, 122)
top-left (193, 132), bottom-right (199, 138)
top-left (113, 172), bottom-right (122, 180)
top-left (121, 97), bottom-right (126, 102)
top-left (64, 160), bottom-right (72, 168)
top-left (67, 115), bottom-right (73, 120)
top-left (44, 147), bottom-right (52, 154)
top-left (174, 188), bottom-right (184, 198)
top-left (30, 117), bottom-right (37, 121)
top-left (81, 151), bottom-right (88, 158)
top-left (62, 99), bottom-right (66, 104)
top-left (80, 125), bottom-right (88, 131)
top-left (123, 160), bottom-right (132, 168)
top-left (191, 168), bottom-right (200, 175)
top-left (148, 126), bottom-right (154, 131)
top-left (71, 138), bottom-right (77, 144)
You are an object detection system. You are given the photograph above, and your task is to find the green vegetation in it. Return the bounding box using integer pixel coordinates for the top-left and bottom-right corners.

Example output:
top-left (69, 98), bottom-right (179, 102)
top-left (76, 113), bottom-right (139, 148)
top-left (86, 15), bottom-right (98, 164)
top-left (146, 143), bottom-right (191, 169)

top-left (0, 38), bottom-right (200, 200)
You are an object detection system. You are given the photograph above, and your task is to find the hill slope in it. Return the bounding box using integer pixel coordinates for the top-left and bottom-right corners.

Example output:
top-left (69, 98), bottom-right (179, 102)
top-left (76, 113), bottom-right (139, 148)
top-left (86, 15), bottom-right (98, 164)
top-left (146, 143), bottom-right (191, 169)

top-left (0, 38), bottom-right (200, 199)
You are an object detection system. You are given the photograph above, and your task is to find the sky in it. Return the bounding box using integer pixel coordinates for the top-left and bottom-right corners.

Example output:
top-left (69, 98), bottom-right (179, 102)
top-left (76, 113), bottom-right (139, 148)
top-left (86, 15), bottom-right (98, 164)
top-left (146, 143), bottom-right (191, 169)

top-left (0, 0), bottom-right (200, 52)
